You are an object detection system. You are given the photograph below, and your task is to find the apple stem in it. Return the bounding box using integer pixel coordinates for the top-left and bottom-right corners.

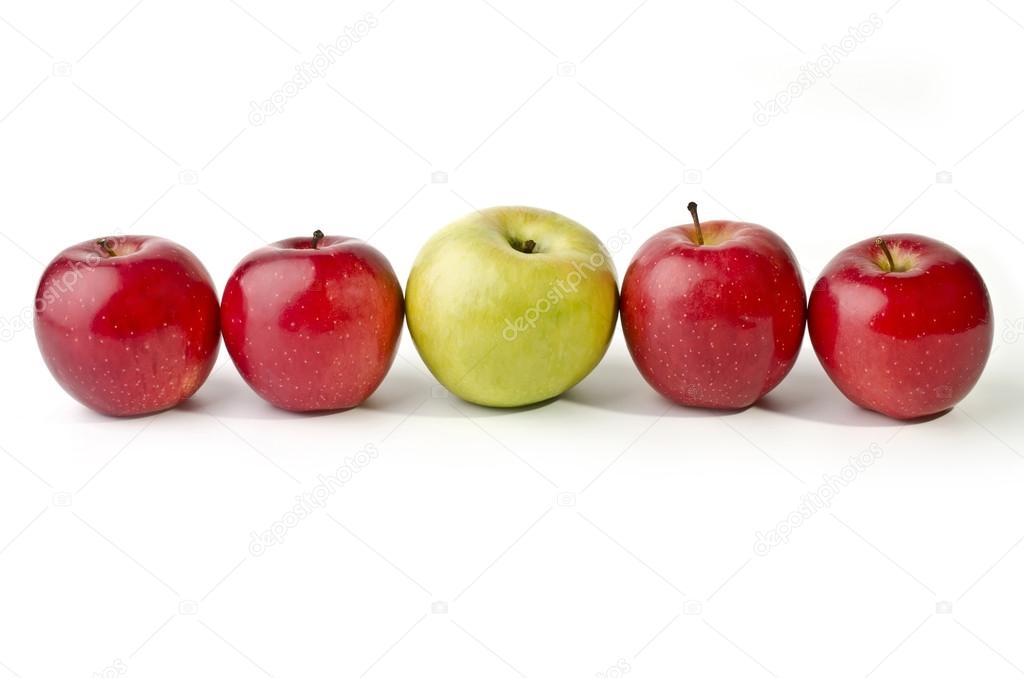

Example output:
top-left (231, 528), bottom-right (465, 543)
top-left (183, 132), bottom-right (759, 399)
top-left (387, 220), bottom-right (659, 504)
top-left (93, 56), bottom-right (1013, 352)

top-left (687, 202), bottom-right (704, 246)
top-left (96, 238), bottom-right (117, 257)
top-left (522, 239), bottom-right (536, 254)
top-left (311, 229), bottom-right (325, 250)
top-left (875, 237), bottom-right (895, 272)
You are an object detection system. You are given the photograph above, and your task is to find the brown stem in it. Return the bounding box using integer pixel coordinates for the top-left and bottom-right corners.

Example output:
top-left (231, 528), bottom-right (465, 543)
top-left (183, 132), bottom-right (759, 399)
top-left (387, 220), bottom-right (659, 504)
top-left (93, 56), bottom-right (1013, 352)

top-left (311, 229), bottom-right (325, 250)
top-left (510, 238), bottom-right (537, 253)
top-left (875, 237), bottom-right (895, 272)
top-left (687, 202), bottom-right (704, 246)
top-left (96, 238), bottom-right (117, 257)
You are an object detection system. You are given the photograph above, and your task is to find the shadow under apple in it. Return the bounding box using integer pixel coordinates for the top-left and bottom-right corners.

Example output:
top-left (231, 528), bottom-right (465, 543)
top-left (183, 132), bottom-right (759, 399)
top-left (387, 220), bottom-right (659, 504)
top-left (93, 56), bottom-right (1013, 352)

top-left (182, 359), bottom-right (436, 421)
top-left (561, 351), bottom-right (743, 419)
top-left (755, 357), bottom-right (908, 427)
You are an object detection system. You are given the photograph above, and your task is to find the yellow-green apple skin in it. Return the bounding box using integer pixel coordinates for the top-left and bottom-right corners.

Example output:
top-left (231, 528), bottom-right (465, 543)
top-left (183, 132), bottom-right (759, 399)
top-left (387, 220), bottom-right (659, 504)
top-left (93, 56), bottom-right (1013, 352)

top-left (406, 206), bottom-right (618, 407)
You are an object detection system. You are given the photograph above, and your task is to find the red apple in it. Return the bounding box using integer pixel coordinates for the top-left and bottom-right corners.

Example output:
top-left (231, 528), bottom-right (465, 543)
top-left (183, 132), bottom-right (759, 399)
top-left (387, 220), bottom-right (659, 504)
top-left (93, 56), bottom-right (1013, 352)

top-left (808, 234), bottom-right (993, 419)
top-left (34, 235), bottom-right (220, 416)
top-left (220, 230), bottom-right (403, 412)
top-left (621, 202), bottom-right (806, 409)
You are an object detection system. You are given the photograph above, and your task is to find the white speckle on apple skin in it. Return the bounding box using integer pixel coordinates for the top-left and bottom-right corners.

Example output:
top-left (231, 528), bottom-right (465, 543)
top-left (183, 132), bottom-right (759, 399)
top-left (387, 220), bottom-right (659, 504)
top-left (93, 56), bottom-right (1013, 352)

top-left (807, 234), bottom-right (993, 419)
top-left (621, 220), bottom-right (806, 410)
top-left (220, 238), bottom-right (403, 412)
top-left (34, 236), bottom-right (220, 416)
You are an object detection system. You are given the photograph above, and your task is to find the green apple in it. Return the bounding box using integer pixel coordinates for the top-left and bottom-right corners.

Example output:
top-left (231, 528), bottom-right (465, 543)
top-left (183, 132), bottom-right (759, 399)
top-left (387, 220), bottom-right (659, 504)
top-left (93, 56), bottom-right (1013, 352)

top-left (406, 206), bottom-right (618, 407)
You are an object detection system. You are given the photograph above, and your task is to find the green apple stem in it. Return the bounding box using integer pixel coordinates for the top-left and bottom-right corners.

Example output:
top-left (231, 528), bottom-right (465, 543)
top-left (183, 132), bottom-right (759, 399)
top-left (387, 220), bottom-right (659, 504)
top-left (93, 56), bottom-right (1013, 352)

top-left (875, 237), bottom-right (895, 272)
top-left (522, 239), bottom-right (536, 254)
top-left (96, 238), bottom-right (117, 257)
top-left (311, 229), bottom-right (325, 250)
top-left (687, 202), bottom-right (704, 246)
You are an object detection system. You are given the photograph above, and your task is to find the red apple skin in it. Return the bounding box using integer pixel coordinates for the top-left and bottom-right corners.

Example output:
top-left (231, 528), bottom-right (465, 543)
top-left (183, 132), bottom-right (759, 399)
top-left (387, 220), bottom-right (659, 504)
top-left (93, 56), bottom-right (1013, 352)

top-left (220, 235), bottom-right (403, 412)
top-left (34, 236), bottom-right (220, 416)
top-left (808, 234), bottom-right (993, 420)
top-left (621, 220), bottom-right (806, 409)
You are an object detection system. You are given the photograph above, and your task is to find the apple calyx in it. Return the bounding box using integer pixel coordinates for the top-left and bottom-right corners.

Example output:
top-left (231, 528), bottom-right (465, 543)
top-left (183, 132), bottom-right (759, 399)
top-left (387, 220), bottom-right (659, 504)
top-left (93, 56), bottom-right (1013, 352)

top-left (311, 229), bottom-right (325, 250)
top-left (687, 202), bottom-right (705, 246)
top-left (96, 238), bottom-right (118, 257)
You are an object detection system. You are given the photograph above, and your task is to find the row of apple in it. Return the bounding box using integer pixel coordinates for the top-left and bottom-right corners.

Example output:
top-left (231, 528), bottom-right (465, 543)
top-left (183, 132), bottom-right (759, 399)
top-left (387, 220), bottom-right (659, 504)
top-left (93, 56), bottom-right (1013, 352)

top-left (34, 203), bottom-right (993, 420)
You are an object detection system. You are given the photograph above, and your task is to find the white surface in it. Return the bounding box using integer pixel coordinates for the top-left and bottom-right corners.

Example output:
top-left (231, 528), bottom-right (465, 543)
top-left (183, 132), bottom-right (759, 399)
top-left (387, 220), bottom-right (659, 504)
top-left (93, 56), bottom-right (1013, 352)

top-left (1, 1), bottom-right (1023, 676)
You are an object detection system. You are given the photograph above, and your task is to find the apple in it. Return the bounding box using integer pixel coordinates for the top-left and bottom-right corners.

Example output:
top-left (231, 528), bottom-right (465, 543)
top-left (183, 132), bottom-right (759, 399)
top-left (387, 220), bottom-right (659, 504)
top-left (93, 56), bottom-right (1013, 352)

top-left (34, 235), bottom-right (220, 416)
top-left (220, 230), bottom-right (403, 412)
top-left (405, 206), bottom-right (618, 407)
top-left (620, 202), bottom-right (806, 409)
top-left (808, 234), bottom-right (993, 419)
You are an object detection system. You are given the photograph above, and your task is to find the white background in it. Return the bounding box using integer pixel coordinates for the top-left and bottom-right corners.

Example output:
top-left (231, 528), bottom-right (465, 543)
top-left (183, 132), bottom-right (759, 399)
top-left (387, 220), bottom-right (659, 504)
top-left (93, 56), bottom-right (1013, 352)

top-left (1, 0), bottom-right (1023, 676)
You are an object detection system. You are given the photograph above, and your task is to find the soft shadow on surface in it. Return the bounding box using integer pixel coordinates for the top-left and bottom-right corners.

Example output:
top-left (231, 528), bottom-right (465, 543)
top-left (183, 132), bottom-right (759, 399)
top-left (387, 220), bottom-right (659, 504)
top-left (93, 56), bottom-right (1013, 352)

top-left (561, 352), bottom-right (744, 418)
top-left (955, 372), bottom-right (1024, 422)
top-left (360, 366), bottom-right (436, 415)
top-left (397, 380), bottom-right (566, 419)
top-left (184, 363), bottom-right (438, 421)
top-left (755, 361), bottom-right (908, 427)
top-left (122, 349), bottom-right (1016, 425)
top-left (67, 406), bottom-right (162, 424)
top-left (177, 368), bottom-right (238, 414)
top-left (367, 359), bottom-right (564, 419)
top-left (758, 345), bottom-right (1024, 427)
top-left (436, 393), bottom-right (563, 418)
top-left (180, 370), bottom-right (340, 420)
top-left (65, 368), bottom-right (237, 423)
top-left (162, 353), bottom-right (567, 422)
